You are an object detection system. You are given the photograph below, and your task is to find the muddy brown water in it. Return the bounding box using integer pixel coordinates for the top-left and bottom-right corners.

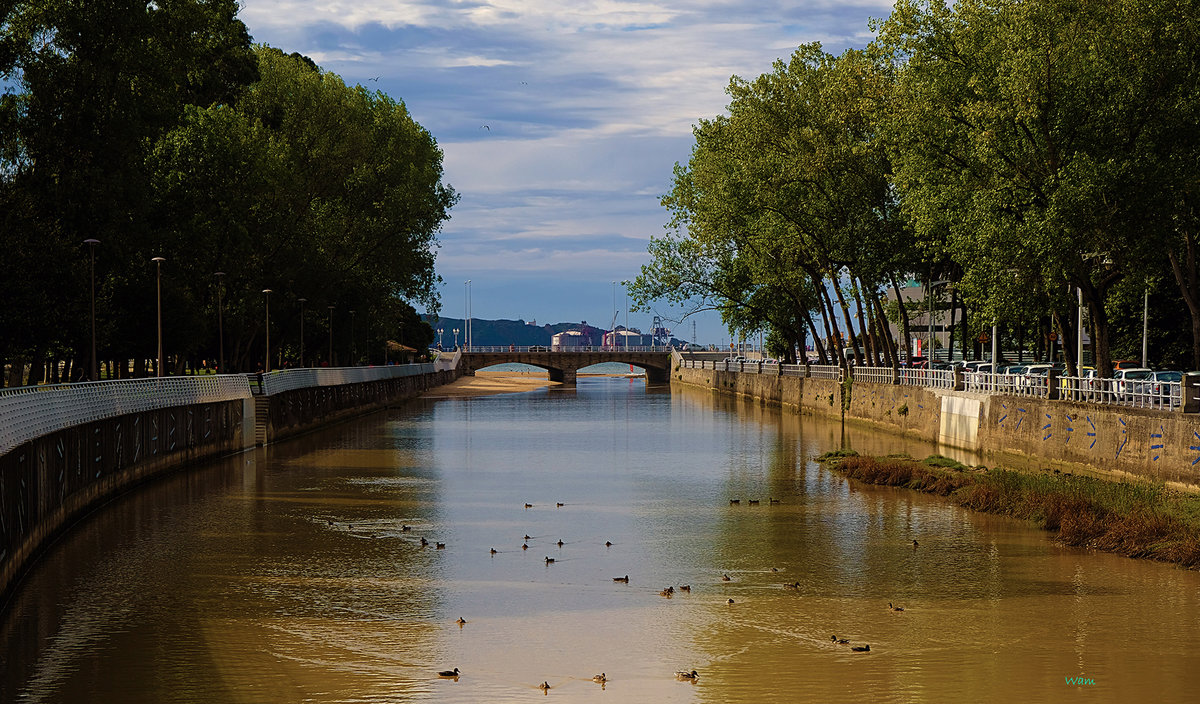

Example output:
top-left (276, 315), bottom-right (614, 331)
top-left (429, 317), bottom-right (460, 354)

top-left (2, 378), bottom-right (1198, 702)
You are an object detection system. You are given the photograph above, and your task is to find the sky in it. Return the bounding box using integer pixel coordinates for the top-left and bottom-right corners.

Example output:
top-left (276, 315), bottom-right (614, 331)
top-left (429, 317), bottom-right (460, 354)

top-left (240, 0), bottom-right (893, 346)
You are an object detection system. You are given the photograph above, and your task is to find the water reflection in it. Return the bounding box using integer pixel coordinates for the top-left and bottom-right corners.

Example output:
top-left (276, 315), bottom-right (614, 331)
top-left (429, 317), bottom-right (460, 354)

top-left (2, 378), bottom-right (1199, 702)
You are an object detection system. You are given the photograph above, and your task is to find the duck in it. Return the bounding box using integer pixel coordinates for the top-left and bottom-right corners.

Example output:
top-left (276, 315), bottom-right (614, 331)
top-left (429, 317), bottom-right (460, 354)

top-left (545, 556), bottom-right (555, 564)
top-left (771, 567), bottom-right (779, 572)
top-left (605, 541), bottom-right (613, 547)
top-left (557, 539), bottom-right (564, 547)
top-left (522, 543), bottom-right (529, 550)
top-left (727, 598), bottom-right (735, 605)
top-left (912, 539), bottom-right (919, 549)
top-left (436, 542), bottom-right (446, 549)
top-left (456, 617), bottom-right (467, 625)
top-left (660, 587), bottom-right (674, 597)
top-left (613, 575), bottom-right (630, 583)
top-left (327, 519), bottom-right (335, 526)
top-left (831, 635), bottom-right (850, 644)
top-left (556, 502), bottom-right (565, 507)
top-left (748, 499), bottom-right (760, 505)
top-left (783, 582), bottom-right (800, 590)
top-left (420, 537), bottom-right (429, 546)
top-left (524, 503), bottom-right (533, 508)
top-left (722, 574), bottom-right (732, 582)
top-left (538, 681), bottom-right (551, 691)
top-left (675, 670), bottom-right (699, 680)
top-left (490, 548), bottom-right (498, 554)
top-left (592, 673), bottom-right (607, 683)
top-left (524, 534), bottom-right (532, 540)
top-left (438, 667), bottom-right (460, 677)
top-left (851, 644), bottom-right (871, 652)
top-left (678, 585), bottom-right (691, 592)
top-left (888, 602), bottom-right (905, 612)
top-left (401, 524), bottom-right (411, 532)
top-left (769, 498), bottom-right (781, 504)
top-left (729, 499), bottom-right (740, 505)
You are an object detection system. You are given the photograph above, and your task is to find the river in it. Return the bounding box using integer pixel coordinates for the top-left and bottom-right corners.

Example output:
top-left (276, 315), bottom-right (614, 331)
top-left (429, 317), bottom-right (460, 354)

top-left (2, 377), bottom-right (1198, 702)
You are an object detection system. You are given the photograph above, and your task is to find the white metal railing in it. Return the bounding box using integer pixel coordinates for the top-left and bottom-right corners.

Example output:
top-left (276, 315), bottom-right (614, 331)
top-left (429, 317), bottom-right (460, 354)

top-left (809, 365), bottom-right (843, 381)
top-left (0, 375), bottom-right (253, 456)
top-left (462, 345), bottom-right (673, 353)
top-left (780, 364), bottom-right (806, 377)
top-left (852, 366), bottom-right (894, 385)
top-left (963, 372), bottom-right (1048, 398)
top-left (256, 364), bottom-right (436, 396)
top-left (1056, 375), bottom-right (1184, 410)
top-left (899, 368), bottom-right (955, 389)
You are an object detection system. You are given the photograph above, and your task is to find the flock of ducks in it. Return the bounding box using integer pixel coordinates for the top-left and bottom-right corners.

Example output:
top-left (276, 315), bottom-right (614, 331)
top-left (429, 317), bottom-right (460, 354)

top-left (341, 496), bottom-right (909, 690)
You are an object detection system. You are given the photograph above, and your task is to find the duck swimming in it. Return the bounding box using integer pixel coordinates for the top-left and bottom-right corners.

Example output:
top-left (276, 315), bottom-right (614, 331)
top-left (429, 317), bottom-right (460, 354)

top-left (456, 617), bottom-right (467, 625)
top-left (436, 542), bottom-right (446, 549)
top-left (888, 602), bottom-right (905, 612)
top-left (851, 645), bottom-right (871, 652)
top-left (592, 673), bottom-right (607, 683)
top-left (679, 585), bottom-right (691, 592)
top-left (613, 575), bottom-right (629, 583)
top-left (605, 541), bottom-right (613, 547)
top-left (525, 503), bottom-right (533, 508)
top-left (722, 574), bottom-right (732, 581)
top-left (675, 670), bottom-right (699, 680)
top-left (490, 548), bottom-right (498, 554)
top-left (522, 543), bottom-right (529, 550)
top-left (831, 635), bottom-right (850, 644)
top-left (538, 681), bottom-right (551, 691)
top-left (545, 556), bottom-right (555, 564)
top-left (557, 539), bottom-right (564, 547)
top-left (420, 537), bottom-right (429, 546)
top-left (438, 667), bottom-right (460, 677)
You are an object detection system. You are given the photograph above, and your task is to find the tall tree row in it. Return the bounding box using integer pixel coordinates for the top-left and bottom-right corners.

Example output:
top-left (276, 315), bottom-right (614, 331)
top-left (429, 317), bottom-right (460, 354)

top-left (1, 2), bottom-right (455, 383)
top-left (634, 0), bottom-right (1200, 375)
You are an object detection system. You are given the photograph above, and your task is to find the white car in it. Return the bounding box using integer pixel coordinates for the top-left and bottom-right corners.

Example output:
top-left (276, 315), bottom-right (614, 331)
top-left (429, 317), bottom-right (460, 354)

top-left (1112, 368), bottom-right (1154, 402)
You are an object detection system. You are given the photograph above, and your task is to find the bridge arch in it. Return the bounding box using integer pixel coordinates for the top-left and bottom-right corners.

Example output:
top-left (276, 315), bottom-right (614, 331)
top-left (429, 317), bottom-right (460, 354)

top-left (461, 350), bottom-right (671, 384)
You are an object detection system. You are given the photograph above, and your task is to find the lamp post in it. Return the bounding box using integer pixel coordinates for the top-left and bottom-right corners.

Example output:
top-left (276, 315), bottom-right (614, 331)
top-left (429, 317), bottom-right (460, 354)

top-left (1142, 288), bottom-right (1149, 368)
top-left (151, 257), bottom-right (166, 377)
top-left (328, 306), bottom-right (335, 366)
top-left (350, 309), bottom-right (356, 364)
top-left (262, 289), bottom-right (273, 372)
top-left (453, 327), bottom-right (460, 350)
top-left (465, 280), bottom-right (472, 350)
top-left (298, 298), bottom-right (307, 367)
top-left (437, 327), bottom-right (444, 349)
top-left (83, 239), bottom-right (100, 381)
top-left (612, 280), bottom-right (616, 349)
top-left (214, 272), bottom-right (225, 373)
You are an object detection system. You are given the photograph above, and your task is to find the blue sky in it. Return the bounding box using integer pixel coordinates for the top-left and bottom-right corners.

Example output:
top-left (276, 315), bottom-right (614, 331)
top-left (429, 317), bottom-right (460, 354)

top-left (240, 0), bottom-right (892, 346)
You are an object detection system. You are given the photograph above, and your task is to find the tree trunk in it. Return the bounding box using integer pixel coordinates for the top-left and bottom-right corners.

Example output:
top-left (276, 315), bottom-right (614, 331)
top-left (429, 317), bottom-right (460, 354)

top-left (831, 278), bottom-right (863, 366)
top-left (850, 279), bottom-right (877, 365)
top-left (889, 274), bottom-right (913, 365)
top-left (1168, 242), bottom-right (1200, 370)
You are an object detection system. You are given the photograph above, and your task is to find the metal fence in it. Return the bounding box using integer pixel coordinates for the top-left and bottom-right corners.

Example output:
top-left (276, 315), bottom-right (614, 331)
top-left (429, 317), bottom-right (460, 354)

top-left (0, 375), bottom-right (253, 456)
top-left (256, 364), bottom-right (437, 396)
top-left (678, 358), bottom-right (1193, 412)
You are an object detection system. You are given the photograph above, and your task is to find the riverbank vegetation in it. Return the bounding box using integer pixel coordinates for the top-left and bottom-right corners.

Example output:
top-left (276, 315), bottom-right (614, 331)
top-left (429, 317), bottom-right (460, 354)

top-left (630, 0), bottom-right (1200, 375)
top-left (817, 450), bottom-right (1200, 569)
top-left (1, 2), bottom-right (455, 382)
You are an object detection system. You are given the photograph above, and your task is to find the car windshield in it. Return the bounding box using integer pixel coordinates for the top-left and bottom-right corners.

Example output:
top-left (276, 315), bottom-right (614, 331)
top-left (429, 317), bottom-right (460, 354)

top-left (1156, 372), bottom-right (1182, 381)
top-left (1125, 371), bottom-right (1154, 380)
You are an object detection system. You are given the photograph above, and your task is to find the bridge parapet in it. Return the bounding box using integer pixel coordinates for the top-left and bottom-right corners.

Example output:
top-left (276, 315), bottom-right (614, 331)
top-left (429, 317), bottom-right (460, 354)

top-left (461, 349), bottom-right (673, 384)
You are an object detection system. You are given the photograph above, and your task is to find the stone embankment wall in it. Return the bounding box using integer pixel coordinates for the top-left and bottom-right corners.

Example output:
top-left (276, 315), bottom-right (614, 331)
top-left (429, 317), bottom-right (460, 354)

top-left (1, 366), bottom-right (461, 609)
top-left (672, 365), bottom-right (1200, 487)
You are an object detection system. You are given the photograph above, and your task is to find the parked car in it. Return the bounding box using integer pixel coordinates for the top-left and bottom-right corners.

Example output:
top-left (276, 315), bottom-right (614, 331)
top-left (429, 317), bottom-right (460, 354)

top-left (1112, 368), bottom-right (1154, 402)
top-left (1149, 370), bottom-right (1183, 406)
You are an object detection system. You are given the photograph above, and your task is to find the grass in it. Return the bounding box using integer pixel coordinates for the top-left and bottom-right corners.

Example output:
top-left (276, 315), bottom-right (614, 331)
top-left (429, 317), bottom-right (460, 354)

top-left (818, 453), bottom-right (1200, 569)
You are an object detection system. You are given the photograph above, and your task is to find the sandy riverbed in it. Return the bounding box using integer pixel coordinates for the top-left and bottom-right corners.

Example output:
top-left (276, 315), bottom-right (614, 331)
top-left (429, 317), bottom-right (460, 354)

top-left (422, 371), bottom-right (558, 398)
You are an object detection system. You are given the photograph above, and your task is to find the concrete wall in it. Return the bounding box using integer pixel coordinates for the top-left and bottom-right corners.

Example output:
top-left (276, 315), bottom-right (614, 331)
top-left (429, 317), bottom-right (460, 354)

top-left (0, 366), bottom-right (461, 610)
top-left (0, 398), bottom-right (250, 607)
top-left (672, 365), bottom-right (1200, 487)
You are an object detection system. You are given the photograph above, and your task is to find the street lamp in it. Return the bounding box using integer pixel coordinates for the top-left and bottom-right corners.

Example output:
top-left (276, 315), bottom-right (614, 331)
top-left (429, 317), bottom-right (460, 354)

top-left (328, 306), bottom-right (335, 366)
top-left (465, 280), bottom-right (472, 350)
top-left (262, 289), bottom-right (273, 372)
top-left (151, 257), bottom-right (166, 377)
top-left (350, 309), bottom-right (356, 364)
top-left (214, 272), bottom-right (226, 373)
top-left (298, 298), bottom-right (307, 367)
top-left (437, 327), bottom-right (444, 349)
top-left (83, 239), bottom-right (100, 381)
top-left (453, 327), bottom-right (460, 350)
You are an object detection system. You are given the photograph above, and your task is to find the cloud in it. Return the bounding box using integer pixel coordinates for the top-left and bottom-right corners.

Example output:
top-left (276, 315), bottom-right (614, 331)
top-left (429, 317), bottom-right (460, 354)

top-left (239, 0), bottom-right (892, 341)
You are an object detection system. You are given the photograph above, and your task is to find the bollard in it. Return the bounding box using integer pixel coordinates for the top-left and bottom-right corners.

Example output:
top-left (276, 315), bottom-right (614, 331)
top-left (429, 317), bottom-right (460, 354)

top-left (1184, 373), bottom-right (1200, 413)
top-left (1046, 369), bottom-right (1060, 400)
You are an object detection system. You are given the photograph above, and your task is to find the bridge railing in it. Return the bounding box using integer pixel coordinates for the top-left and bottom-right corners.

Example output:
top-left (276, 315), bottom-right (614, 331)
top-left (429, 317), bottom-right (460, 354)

top-left (256, 364), bottom-right (436, 396)
top-left (462, 346), bottom-right (674, 353)
top-left (0, 375), bottom-right (253, 456)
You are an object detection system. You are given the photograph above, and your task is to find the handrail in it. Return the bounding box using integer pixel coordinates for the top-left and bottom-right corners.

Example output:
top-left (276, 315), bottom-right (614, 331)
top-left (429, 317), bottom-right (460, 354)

top-left (0, 375), bottom-right (253, 456)
top-left (255, 364), bottom-right (436, 396)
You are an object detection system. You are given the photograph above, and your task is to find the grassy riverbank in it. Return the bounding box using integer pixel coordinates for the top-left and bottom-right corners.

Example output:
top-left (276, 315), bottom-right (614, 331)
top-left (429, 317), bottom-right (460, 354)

top-left (817, 451), bottom-right (1200, 569)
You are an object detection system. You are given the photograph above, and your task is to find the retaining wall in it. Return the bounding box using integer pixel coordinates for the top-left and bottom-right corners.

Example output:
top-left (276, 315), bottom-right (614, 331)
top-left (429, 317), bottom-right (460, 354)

top-left (672, 365), bottom-right (1200, 487)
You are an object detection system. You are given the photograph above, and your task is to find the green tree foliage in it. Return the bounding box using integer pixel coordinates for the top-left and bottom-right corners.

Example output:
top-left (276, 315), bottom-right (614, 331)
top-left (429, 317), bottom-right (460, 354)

top-left (878, 0), bottom-right (1200, 375)
top-left (1, 3), bottom-right (454, 382)
top-left (631, 44), bottom-right (911, 366)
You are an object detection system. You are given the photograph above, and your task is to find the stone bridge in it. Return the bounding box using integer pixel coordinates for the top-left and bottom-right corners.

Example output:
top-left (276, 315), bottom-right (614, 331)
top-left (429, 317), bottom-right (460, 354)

top-left (460, 348), bottom-right (673, 384)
